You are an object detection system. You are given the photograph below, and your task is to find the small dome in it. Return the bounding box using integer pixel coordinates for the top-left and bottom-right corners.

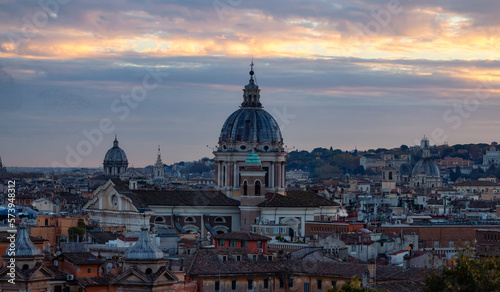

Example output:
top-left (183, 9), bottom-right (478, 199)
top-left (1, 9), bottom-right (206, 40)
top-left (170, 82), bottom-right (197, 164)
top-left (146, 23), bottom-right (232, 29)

top-left (219, 108), bottom-right (282, 143)
top-left (104, 137), bottom-right (128, 163)
top-left (412, 158), bottom-right (440, 177)
top-left (245, 151), bottom-right (261, 164)
top-left (6, 223), bottom-right (42, 256)
top-left (124, 226), bottom-right (163, 260)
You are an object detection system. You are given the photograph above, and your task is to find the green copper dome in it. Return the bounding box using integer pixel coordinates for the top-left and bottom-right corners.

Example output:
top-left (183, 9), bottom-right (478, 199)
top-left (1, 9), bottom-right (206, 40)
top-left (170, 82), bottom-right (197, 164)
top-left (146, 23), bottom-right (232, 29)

top-left (245, 151), bottom-right (261, 164)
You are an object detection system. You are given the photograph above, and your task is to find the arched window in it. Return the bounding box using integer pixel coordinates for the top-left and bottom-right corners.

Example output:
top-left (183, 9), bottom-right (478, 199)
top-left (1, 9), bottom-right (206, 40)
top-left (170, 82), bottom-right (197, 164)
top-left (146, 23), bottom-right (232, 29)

top-left (389, 172), bottom-right (393, 180)
top-left (255, 181), bottom-right (261, 196)
top-left (154, 216), bottom-right (165, 223)
top-left (214, 217), bottom-right (226, 223)
top-left (243, 180), bottom-right (248, 196)
top-left (184, 216), bottom-right (196, 223)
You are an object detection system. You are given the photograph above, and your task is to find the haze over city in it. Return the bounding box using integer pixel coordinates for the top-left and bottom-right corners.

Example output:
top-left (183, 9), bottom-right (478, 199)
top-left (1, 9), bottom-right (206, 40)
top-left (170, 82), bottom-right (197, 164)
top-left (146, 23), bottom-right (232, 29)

top-left (1, 0), bottom-right (499, 167)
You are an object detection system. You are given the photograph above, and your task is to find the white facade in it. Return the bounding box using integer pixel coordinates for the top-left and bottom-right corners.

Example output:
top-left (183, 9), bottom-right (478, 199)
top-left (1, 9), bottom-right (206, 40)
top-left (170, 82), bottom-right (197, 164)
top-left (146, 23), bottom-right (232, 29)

top-left (483, 145), bottom-right (500, 165)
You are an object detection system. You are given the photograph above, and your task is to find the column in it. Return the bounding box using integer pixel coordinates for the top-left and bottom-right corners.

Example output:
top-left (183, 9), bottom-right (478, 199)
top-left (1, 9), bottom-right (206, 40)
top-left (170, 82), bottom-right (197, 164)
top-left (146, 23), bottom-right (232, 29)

top-left (270, 163), bottom-right (275, 188)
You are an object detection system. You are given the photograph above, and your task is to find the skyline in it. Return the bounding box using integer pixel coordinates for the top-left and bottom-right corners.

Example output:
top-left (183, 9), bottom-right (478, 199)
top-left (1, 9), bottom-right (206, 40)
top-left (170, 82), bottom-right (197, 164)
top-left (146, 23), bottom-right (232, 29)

top-left (1, 1), bottom-right (500, 167)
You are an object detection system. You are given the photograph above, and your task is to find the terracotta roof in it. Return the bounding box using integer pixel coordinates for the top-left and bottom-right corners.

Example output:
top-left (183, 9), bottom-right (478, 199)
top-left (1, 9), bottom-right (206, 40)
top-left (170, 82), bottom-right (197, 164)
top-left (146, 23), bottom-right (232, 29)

top-left (388, 250), bottom-right (409, 255)
top-left (258, 191), bottom-right (339, 208)
top-left (212, 232), bottom-right (271, 241)
top-left (61, 252), bottom-right (103, 265)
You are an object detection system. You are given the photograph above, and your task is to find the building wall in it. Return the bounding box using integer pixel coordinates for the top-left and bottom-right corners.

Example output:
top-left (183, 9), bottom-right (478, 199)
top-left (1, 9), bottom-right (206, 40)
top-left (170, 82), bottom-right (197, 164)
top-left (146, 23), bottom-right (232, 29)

top-left (379, 225), bottom-right (500, 249)
top-left (59, 261), bottom-right (100, 278)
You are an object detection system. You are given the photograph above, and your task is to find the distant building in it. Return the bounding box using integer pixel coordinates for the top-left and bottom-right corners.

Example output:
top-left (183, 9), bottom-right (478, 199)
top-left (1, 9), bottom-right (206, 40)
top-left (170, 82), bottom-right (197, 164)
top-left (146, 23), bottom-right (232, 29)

top-left (103, 135), bottom-right (128, 177)
top-left (411, 137), bottom-right (442, 189)
top-left (153, 145), bottom-right (165, 184)
top-left (483, 144), bottom-right (500, 166)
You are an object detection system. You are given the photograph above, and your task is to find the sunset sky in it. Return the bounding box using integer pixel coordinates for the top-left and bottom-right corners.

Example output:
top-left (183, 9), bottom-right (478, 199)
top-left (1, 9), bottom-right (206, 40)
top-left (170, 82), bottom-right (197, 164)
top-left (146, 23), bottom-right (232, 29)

top-left (1, 0), bottom-right (499, 167)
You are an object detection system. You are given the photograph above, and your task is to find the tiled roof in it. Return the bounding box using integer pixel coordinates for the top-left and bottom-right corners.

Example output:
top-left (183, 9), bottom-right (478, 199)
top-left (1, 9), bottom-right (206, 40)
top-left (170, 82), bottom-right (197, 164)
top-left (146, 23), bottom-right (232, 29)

top-left (61, 252), bottom-right (103, 265)
top-left (89, 231), bottom-right (118, 244)
top-left (454, 180), bottom-right (499, 187)
top-left (134, 189), bottom-right (240, 206)
top-left (212, 232), bottom-right (271, 241)
top-left (77, 276), bottom-right (115, 287)
top-left (375, 266), bottom-right (427, 281)
top-left (375, 281), bottom-right (425, 292)
top-left (187, 248), bottom-right (283, 276)
top-left (258, 191), bottom-right (339, 208)
top-left (110, 180), bottom-right (240, 208)
top-left (468, 200), bottom-right (497, 209)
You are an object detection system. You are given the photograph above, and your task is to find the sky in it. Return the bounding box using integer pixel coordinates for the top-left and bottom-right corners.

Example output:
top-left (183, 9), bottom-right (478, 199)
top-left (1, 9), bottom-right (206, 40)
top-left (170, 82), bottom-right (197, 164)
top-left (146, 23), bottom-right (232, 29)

top-left (0, 0), bottom-right (500, 168)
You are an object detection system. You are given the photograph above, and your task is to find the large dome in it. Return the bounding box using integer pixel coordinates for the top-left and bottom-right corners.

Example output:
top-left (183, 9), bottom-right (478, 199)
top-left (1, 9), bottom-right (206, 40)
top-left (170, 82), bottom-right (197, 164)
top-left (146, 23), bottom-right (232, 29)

top-left (412, 158), bottom-right (440, 177)
top-left (219, 108), bottom-right (282, 143)
top-left (104, 137), bottom-right (128, 163)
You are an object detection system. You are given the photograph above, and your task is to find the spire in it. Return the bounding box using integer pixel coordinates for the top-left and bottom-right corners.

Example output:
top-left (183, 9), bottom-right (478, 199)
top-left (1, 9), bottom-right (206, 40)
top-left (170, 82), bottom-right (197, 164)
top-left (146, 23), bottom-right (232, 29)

top-left (155, 146), bottom-right (163, 166)
top-left (241, 60), bottom-right (262, 108)
top-left (113, 134), bottom-right (119, 147)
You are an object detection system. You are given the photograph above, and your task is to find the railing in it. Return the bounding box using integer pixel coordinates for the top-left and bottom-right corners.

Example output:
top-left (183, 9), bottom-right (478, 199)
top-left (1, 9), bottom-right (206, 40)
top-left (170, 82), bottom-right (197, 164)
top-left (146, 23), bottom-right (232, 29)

top-left (268, 242), bottom-right (309, 250)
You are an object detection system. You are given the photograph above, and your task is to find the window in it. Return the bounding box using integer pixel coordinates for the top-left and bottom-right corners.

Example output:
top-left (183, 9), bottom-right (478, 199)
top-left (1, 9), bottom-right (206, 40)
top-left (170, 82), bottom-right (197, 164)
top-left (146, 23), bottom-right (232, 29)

top-left (449, 241), bottom-right (454, 248)
top-left (255, 181), bottom-right (261, 195)
top-left (214, 217), bottom-right (225, 223)
top-left (235, 255), bottom-right (241, 261)
top-left (87, 268), bottom-right (91, 273)
top-left (280, 227), bottom-right (286, 233)
top-left (317, 279), bottom-right (322, 289)
top-left (258, 241), bottom-right (263, 249)
top-left (265, 227), bottom-right (269, 234)
top-left (389, 171), bottom-right (393, 180)
top-left (215, 280), bottom-right (220, 291)
top-left (288, 277), bottom-right (294, 288)
top-left (230, 240), bottom-right (236, 247)
top-left (247, 279), bottom-right (253, 290)
top-left (434, 241), bottom-right (439, 248)
top-left (232, 280), bottom-right (237, 290)
top-left (274, 227), bottom-right (279, 234)
top-left (264, 278), bottom-right (269, 289)
top-left (331, 280), bottom-right (337, 288)
top-left (185, 216), bottom-right (196, 223)
top-left (279, 278), bottom-right (284, 288)
top-left (220, 239), bottom-right (225, 247)
top-left (242, 241), bottom-right (248, 248)
top-left (253, 226), bottom-right (257, 233)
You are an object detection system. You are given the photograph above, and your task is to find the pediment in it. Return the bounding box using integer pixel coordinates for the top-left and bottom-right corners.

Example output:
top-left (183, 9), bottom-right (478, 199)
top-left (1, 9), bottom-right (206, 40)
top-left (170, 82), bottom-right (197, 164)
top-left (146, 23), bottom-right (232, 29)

top-left (113, 268), bottom-right (150, 284)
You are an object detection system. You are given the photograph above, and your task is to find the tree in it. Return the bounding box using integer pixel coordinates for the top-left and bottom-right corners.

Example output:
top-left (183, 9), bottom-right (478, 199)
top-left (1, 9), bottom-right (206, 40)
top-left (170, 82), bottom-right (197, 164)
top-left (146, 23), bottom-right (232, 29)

top-left (314, 164), bottom-right (342, 179)
top-left (400, 144), bottom-right (409, 151)
top-left (425, 249), bottom-right (500, 291)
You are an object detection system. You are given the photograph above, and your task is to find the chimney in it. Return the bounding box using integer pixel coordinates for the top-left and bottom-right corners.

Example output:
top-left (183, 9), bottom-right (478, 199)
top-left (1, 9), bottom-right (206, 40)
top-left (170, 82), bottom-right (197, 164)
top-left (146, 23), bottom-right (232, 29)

top-left (403, 253), bottom-right (411, 270)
